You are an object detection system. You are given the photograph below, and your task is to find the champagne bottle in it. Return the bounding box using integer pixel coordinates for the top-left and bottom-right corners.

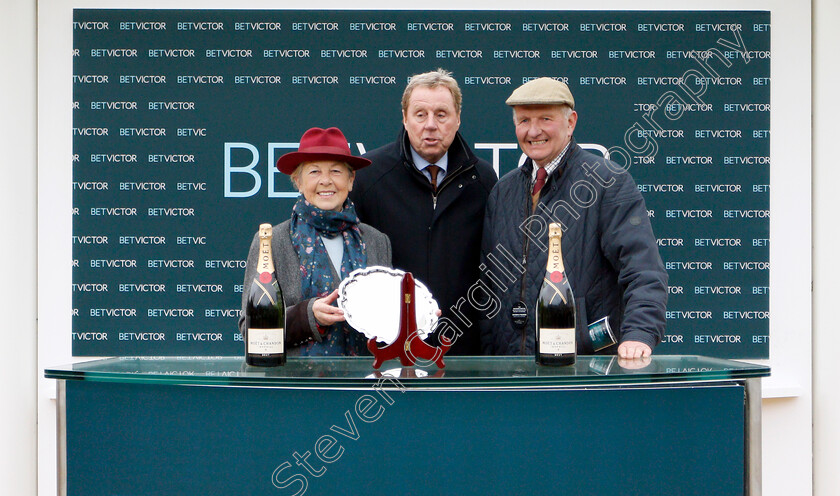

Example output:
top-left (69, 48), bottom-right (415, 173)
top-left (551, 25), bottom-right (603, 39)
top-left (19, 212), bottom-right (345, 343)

top-left (536, 223), bottom-right (576, 366)
top-left (245, 223), bottom-right (286, 366)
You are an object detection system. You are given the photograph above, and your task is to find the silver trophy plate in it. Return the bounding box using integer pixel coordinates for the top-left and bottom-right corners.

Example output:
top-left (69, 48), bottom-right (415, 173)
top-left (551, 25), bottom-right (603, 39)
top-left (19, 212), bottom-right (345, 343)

top-left (337, 266), bottom-right (439, 345)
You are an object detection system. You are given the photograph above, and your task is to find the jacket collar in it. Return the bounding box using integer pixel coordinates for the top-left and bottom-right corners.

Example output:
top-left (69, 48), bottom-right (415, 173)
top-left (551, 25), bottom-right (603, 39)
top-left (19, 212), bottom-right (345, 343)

top-left (398, 127), bottom-right (477, 176)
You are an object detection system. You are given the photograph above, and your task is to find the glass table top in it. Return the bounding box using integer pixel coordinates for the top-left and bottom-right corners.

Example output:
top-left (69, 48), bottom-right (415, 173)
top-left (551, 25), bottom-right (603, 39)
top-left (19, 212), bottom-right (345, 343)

top-left (45, 355), bottom-right (769, 389)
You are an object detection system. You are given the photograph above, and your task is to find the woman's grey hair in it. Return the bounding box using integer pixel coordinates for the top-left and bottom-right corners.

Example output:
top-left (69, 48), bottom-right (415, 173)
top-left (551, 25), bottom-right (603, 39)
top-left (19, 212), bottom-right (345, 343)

top-left (290, 161), bottom-right (354, 191)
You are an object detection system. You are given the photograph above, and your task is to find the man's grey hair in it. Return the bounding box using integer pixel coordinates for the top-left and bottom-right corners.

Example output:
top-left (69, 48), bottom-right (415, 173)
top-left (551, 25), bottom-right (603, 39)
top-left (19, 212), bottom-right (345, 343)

top-left (401, 68), bottom-right (462, 115)
top-left (511, 103), bottom-right (574, 122)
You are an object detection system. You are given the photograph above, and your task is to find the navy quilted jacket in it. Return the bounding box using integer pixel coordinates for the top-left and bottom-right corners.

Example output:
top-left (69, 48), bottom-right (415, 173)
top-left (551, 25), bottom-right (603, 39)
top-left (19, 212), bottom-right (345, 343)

top-left (479, 140), bottom-right (668, 355)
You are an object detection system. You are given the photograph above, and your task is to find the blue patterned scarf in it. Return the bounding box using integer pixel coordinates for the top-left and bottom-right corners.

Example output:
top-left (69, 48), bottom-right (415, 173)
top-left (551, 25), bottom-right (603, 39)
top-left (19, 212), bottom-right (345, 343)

top-left (289, 196), bottom-right (368, 356)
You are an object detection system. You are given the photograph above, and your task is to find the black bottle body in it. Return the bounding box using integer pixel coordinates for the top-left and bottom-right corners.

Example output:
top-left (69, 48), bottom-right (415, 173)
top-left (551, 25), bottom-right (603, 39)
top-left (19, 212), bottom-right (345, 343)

top-left (536, 223), bottom-right (576, 366)
top-left (245, 224), bottom-right (286, 367)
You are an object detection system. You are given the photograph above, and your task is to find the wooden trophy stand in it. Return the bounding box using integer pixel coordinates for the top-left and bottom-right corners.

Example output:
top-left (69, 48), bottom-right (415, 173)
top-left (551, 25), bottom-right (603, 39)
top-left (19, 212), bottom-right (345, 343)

top-left (367, 272), bottom-right (451, 369)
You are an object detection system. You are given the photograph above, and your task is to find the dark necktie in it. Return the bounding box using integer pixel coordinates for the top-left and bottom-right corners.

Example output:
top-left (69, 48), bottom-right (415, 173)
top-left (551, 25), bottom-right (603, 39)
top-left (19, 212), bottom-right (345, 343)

top-left (427, 164), bottom-right (440, 193)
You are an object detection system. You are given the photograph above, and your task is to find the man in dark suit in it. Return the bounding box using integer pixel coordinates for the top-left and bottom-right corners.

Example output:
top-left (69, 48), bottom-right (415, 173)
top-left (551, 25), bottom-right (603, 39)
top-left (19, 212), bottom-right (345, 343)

top-left (350, 69), bottom-right (498, 355)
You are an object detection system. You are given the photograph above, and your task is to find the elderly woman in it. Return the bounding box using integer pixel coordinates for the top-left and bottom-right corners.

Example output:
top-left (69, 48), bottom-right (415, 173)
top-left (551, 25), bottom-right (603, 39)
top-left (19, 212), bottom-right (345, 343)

top-left (239, 127), bottom-right (391, 356)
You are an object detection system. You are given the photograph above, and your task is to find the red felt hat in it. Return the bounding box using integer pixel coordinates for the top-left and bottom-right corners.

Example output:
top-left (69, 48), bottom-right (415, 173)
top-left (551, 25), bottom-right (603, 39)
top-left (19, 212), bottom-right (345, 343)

top-left (275, 127), bottom-right (371, 175)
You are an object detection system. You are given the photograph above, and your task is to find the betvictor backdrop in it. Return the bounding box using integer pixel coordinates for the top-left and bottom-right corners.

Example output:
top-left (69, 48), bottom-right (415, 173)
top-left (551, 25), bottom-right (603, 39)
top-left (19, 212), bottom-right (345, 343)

top-left (71, 9), bottom-right (770, 358)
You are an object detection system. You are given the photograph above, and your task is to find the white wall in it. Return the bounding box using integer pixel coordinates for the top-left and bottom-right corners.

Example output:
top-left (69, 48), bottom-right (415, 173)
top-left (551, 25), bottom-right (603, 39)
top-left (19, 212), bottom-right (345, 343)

top-left (0, 0), bottom-right (38, 494)
top-left (0, 0), bottom-right (827, 495)
top-left (751, 1), bottom-right (813, 494)
top-left (811, 0), bottom-right (839, 493)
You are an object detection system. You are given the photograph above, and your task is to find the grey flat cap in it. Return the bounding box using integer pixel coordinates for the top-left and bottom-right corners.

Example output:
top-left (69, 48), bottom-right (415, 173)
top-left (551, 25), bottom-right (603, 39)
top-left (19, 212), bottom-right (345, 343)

top-left (505, 77), bottom-right (575, 108)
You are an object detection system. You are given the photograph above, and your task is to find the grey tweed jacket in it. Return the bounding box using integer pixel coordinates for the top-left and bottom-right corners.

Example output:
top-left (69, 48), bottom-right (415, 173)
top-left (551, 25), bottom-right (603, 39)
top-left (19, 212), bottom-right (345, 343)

top-left (238, 219), bottom-right (392, 354)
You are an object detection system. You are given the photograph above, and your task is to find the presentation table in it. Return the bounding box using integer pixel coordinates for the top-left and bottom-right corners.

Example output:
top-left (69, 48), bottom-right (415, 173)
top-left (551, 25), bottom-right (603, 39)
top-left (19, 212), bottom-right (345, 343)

top-left (46, 355), bottom-right (769, 496)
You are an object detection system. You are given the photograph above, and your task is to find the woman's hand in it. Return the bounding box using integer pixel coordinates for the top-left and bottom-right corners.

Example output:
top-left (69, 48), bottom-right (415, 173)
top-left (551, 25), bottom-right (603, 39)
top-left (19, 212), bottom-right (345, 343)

top-left (313, 290), bottom-right (345, 326)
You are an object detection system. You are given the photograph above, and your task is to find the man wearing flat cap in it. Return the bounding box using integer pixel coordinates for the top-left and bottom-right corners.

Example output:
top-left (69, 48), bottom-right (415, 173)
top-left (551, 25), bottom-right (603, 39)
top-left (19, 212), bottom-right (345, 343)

top-left (479, 77), bottom-right (668, 359)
